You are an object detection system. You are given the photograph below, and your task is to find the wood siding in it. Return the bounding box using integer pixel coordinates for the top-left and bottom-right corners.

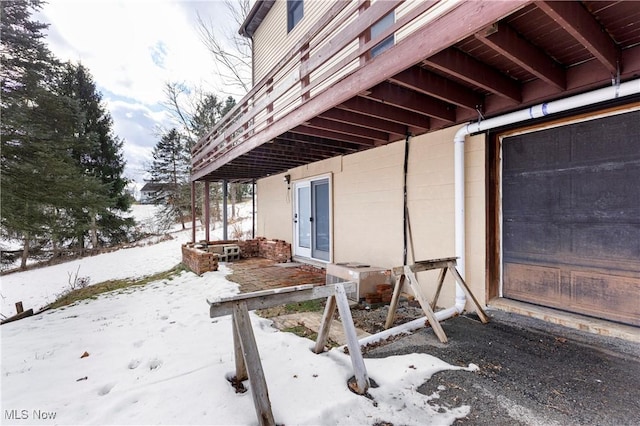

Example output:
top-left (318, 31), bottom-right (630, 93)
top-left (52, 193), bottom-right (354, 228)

top-left (253, 0), bottom-right (339, 83)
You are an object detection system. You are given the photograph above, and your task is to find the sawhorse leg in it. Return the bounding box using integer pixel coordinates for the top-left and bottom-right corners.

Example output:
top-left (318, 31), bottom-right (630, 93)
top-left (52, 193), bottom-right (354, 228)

top-left (447, 263), bottom-right (489, 323)
top-left (232, 301), bottom-right (275, 426)
top-left (314, 283), bottom-right (369, 395)
top-left (384, 274), bottom-right (406, 329)
top-left (403, 267), bottom-right (448, 343)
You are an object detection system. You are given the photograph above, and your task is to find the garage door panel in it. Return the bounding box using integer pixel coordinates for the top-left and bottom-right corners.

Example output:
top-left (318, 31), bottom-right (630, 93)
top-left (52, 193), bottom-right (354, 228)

top-left (570, 272), bottom-right (640, 326)
top-left (503, 174), bottom-right (570, 214)
top-left (502, 109), bottom-right (640, 327)
top-left (503, 263), bottom-right (562, 307)
top-left (572, 117), bottom-right (639, 163)
top-left (503, 128), bottom-right (571, 172)
top-left (503, 221), bottom-right (564, 255)
top-left (572, 223), bottom-right (640, 263)
top-left (571, 163), bottom-right (640, 217)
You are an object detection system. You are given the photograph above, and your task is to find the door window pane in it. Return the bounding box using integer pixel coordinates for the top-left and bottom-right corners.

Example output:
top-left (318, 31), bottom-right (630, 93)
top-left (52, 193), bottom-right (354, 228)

top-left (298, 186), bottom-right (310, 248)
top-left (313, 181), bottom-right (330, 253)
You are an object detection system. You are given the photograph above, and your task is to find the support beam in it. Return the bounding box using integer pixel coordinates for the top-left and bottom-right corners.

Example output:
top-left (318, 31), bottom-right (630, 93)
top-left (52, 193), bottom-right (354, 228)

top-left (319, 108), bottom-right (407, 138)
top-left (204, 181), bottom-right (210, 242)
top-left (339, 96), bottom-right (431, 130)
top-left (424, 48), bottom-right (521, 103)
top-left (252, 180), bottom-right (256, 239)
top-left (537, 1), bottom-right (618, 74)
top-left (191, 181), bottom-right (196, 243)
top-left (475, 22), bottom-right (566, 90)
top-left (364, 82), bottom-right (456, 122)
top-left (389, 66), bottom-right (483, 111)
top-left (223, 180), bottom-right (228, 241)
top-left (306, 116), bottom-right (389, 143)
top-left (291, 125), bottom-right (376, 147)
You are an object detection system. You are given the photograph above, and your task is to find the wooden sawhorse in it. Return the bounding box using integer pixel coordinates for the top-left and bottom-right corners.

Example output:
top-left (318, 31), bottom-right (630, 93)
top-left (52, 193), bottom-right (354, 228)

top-left (384, 257), bottom-right (489, 343)
top-left (208, 282), bottom-right (368, 426)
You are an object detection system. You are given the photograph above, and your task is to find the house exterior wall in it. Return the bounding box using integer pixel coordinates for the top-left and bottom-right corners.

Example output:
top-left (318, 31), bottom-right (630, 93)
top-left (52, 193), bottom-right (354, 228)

top-left (252, 0), bottom-right (337, 83)
top-left (256, 126), bottom-right (486, 309)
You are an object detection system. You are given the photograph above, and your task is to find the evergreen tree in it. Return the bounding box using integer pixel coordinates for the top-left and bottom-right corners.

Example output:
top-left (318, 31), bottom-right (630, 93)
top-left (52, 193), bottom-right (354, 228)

top-left (57, 62), bottom-right (133, 248)
top-left (0, 0), bottom-right (85, 267)
top-left (147, 129), bottom-right (190, 230)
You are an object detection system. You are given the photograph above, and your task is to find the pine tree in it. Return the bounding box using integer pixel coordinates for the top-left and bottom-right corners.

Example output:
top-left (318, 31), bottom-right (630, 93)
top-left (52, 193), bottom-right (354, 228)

top-left (0, 0), bottom-right (84, 267)
top-left (57, 62), bottom-right (133, 248)
top-left (147, 129), bottom-right (190, 230)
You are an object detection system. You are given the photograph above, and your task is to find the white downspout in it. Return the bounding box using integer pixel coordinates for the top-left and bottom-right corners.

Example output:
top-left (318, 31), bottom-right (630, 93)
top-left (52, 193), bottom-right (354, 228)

top-left (453, 79), bottom-right (640, 311)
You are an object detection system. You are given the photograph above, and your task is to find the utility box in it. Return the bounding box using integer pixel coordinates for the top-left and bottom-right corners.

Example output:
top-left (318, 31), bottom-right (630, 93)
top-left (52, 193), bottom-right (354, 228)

top-left (326, 262), bottom-right (392, 302)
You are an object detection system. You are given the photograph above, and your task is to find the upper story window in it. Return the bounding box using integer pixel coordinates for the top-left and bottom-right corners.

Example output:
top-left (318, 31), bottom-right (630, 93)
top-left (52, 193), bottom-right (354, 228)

top-left (370, 11), bottom-right (395, 57)
top-left (287, 0), bottom-right (304, 33)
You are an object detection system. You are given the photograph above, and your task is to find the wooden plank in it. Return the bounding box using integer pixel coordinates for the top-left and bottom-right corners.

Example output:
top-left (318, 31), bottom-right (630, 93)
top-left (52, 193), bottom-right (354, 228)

top-left (232, 301), bottom-right (276, 426)
top-left (404, 267), bottom-right (448, 343)
top-left (334, 283), bottom-right (369, 395)
top-left (384, 274), bottom-right (405, 329)
top-left (209, 282), bottom-right (356, 317)
top-left (313, 295), bottom-right (337, 354)
top-left (431, 267), bottom-right (448, 311)
top-left (392, 257), bottom-right (458, 275)
top-left (232, 317), bottom-right (248, 382)
top-left (447, 264), bottom-right (489, 324)
top-left (0, 308), bottom-right (34, 325)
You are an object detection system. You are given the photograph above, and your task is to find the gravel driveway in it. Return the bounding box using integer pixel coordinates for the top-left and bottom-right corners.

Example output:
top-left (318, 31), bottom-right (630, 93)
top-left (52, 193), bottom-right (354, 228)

top-left (363, 309), bottom-right (640, 425)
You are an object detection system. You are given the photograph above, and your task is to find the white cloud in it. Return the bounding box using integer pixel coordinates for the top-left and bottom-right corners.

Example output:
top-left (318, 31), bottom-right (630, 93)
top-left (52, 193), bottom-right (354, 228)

top-left (37, 0), bottom-right (240, 184)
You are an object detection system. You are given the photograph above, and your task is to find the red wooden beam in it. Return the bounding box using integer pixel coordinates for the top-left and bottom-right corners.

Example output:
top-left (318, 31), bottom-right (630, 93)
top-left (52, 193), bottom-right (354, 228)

top-left (474, 22), bottom-right (565, 90)
top-left (537, 1), bottom-right (618, 75)
top-left (424, 48), bottom-right (521, 103)
top-left (306, 116), bottom-right (389, 142)
top-left (291, 125), bottom-right (376, 147)
top-left (364, 82), bottom-right (456, 123)
top-left (389, 65), bottom-right (483, 111)
top-left (338, 96), bottom-right (431, 130)
top-left (319, 108), bottom-right (406, 138)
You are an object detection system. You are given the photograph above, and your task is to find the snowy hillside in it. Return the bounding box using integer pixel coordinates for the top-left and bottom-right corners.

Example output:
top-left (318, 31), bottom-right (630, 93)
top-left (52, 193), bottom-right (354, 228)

top-left (0, 203), bottom-right (477, 425)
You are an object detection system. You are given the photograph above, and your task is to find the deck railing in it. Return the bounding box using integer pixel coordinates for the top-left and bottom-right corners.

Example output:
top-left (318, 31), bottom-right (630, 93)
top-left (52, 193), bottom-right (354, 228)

top-left (191, 0), bottom-right (452, 181)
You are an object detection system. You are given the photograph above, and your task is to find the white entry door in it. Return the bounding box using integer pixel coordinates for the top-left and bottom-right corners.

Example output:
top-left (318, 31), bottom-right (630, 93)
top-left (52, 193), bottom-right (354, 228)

top-left (293, 177), bottom-right (331, 261)
top-left (293, 181), bottom-right (312, 258)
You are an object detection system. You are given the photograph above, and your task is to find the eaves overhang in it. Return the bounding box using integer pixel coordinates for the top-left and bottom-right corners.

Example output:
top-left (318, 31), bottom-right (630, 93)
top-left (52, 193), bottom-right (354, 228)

top-left (239, 0), bottom-right (275, 38)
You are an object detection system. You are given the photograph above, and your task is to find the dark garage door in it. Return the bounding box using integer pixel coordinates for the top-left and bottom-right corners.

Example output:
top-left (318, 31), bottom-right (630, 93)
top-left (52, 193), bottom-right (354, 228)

top-left (502, 110), bottom-right (640, 326)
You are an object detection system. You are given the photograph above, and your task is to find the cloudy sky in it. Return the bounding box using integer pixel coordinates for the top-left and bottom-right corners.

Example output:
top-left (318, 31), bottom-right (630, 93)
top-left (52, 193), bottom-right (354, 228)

top-left (37, 0), bottom-right (247, 189)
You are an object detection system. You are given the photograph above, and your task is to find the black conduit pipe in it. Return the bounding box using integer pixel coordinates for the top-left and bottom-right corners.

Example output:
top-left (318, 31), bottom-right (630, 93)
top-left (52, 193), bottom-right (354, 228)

top-left (402, 131), bottom-right (411, 265)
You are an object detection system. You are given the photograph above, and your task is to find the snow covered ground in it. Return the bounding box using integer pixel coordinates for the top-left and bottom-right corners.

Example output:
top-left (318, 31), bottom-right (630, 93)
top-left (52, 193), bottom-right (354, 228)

top-left (1, 204), bottom-right (477, 425)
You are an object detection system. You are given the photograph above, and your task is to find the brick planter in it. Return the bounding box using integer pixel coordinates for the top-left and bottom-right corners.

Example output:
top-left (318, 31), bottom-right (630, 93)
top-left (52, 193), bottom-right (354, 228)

top-left (182, 243), bottom-right (219, 275)
top-left (182, 238), bottom-right (292, 274)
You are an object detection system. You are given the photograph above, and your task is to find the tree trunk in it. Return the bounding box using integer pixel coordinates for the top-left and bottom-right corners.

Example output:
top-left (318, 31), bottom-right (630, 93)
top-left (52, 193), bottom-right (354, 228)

top-left (20, 235), bottom-right (30, 270)
top-left (90, 214), bottom-right (99, 248)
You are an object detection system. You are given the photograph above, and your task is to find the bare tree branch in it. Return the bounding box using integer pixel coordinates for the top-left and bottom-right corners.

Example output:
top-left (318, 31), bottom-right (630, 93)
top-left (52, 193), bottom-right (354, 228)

top-left (196, 0), bottom-right (252, 95)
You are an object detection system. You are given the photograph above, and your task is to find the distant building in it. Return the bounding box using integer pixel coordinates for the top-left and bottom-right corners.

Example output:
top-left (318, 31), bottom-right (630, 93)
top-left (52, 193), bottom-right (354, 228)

top-left (140, 183), bottom-right (170, 204)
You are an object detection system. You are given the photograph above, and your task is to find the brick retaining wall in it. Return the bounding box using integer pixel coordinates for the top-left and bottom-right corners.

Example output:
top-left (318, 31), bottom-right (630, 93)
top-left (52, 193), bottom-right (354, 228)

top-left (182, 243), bottom-right (219, 275)
top-left (181, 237), bottom-right (292, 275)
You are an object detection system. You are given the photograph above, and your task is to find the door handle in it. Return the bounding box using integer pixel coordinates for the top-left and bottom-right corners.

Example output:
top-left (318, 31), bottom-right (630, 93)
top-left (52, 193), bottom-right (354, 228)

top-left (309, 217), bottom-right (314, 222)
